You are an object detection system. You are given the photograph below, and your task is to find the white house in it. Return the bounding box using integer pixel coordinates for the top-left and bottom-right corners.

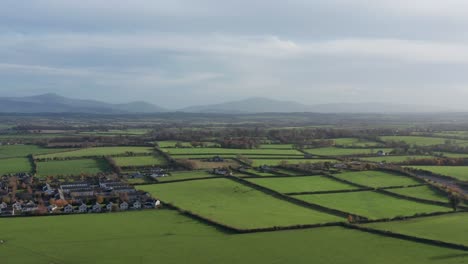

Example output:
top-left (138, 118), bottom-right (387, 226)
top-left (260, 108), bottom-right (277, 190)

top-left (120, 202), bottom-right (129, 211)
top-left (132, 200), bottom-right (142, 209)
top-left (155, 200), bottom-right (161, 208)
top-left (78, 203), bottom-right (88, 213)
top-left (92, 203), bottom-right (102, 213)
top-left (0, 202), bottom-right (7, 209)
top-left (106, 202), bottom-right (114, 212)
top-left (63, 204), bottom-right (74, 213)
top-left (12, 202), bottom-right (22, 211)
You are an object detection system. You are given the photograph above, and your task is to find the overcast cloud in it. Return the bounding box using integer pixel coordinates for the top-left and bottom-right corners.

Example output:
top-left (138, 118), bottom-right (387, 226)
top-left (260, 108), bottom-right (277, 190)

top-left (1, 0), bottom-right (468, 109)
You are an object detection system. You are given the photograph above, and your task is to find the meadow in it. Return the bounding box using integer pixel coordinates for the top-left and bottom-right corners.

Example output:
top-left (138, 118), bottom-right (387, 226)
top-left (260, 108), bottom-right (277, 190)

top-left (333, 170), bottom-right (421, 188)
top-left (36, 158), bottom-right (110, 176)
top-left (332, 138), bottom-right (381, 147)
top-left (384, 185), bottom-right (449, 203)
top-left (0, 144), bottom-right (72, 158)
top-left (250, 158), bottom-right (336, 167)
top-left (158, 170), bottom-right (217, 182)
top-left (304, 147), bottom-right (393, 156)
top-left (113, 155), bottom-right (167, 167)
top-left (366, 213), bottom-right (468, 246)
top-left (295, 191), bottom-right (451, 219)
top-left (139, 179), bottom-right (342, 229)
top-left (36, 146), bottom-right (154, 159)
top-left (247, 176), bottom-right (360, 193)
top-left (163, 147), bottom-right (303, 156)
top-left (359, 155), bottom-right (433, 163)
top-left (1, 210), bottom-right (465, 264)
top-left (406, 166), bottom-right (468, 181)
top-left (258, 144), bottom-right (294, 149)
top-left (0, 157), bottom-right (32, 175)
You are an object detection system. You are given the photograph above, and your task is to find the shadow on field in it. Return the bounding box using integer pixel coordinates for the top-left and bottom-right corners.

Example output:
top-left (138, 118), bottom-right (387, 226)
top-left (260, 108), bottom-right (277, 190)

top-left (430, 253), bottom-right (468, 260)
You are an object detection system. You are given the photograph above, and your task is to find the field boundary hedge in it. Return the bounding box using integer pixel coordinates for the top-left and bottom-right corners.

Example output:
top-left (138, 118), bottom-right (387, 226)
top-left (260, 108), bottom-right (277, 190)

top-left (343, 223), bottom-right (468, 251)
top-left (227, 176), bottom-right (367, 220)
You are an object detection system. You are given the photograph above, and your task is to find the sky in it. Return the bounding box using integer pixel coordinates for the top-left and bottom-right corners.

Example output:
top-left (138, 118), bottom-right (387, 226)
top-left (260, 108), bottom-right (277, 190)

top-left (2, 0), bottom-right (468, 109)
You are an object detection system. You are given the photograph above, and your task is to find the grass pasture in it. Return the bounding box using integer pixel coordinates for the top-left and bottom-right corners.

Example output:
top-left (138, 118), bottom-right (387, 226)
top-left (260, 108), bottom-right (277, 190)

top-left (0, 144), bottom-right (72, 158)
top-left (158, 170), bottom-right (217, 182)
top-left (334, 170), bottom-right (421, 188)
top-left (164, 147), bottom-right (303, 156)
top-left (304, 147), bottom-right (392, 157)
top-left (247, 176), bottom-right (360, 193)
top-left (113, 155), bottom-right (167, 167)
top-left (333, 138), bottom-right (381, 147)
top-left (295, 191), bottom-right (451, 219)
top-left (140, 179), bottom-right (342, 229)
top-left (359, 155), bottom-right (433, 163)
top-left (385, 185), bottom-right (449, 203)
top-left (0, 210), bottom-right (465, 264)
top-left (36, 146), bottom-right (154, 159)
top-left (366, 213), bottom-right (468, 246)
top-left (258, 144), bottom-right (294, 149)
top-left (251, 158), bottom-right (336, 167)
top-left (37, 158), bottom-right (110, 176)
top-left (0, 157), bottom-right (32, 175)
top-left (406, 166), bottom-right (468, 181)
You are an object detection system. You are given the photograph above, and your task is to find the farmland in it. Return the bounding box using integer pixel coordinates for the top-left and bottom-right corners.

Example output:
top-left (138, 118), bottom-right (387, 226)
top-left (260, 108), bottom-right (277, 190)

top-left (158, 170), bottom-right (217, 182)
top-left (304, 147), bottom-right (392, 156)
top-left (113, 155), bottom-right (167, 167)
top-left (384, 185), bottom-right (449, 203)
top-left (366, 213), bottom-right (468, 246)
top-left (332, 138), bottom-right (381, 147)
top-left (36, 146), bottom-right (154, 159)
top-left (139, 179), bottom-right (343, 229)
top-left (295, 191), bottom-right (451, 219)
top-left (0, 144), bottom-right (72, 158)
top-left (406, 166), bottom-right (468, 181)
top-left (250, 158), bottom-right (336, 167)
top-left (163, 147), bottom-right (303, 156)
top-left (380, 136), bottom-right (468, 146)
top-left (0, 157), bottom-right (32, 175)
top-left (247, 176), bottom-right (360, 193)
top-left (359, 155), bottom-right (433, 163)
top-left (1, 210), bottom-right (466, 264)
top-left (333, 170), bottom-right (421, 188)
top-left (36, 158), bottom-right (110, 177)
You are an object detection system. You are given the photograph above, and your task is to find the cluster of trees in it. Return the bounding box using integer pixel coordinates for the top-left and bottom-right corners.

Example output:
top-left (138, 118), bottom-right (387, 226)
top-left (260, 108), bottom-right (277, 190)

top-left (220, 138), bottom-right (261, 149)
top-left (399, 157), bottom-right (468, 166)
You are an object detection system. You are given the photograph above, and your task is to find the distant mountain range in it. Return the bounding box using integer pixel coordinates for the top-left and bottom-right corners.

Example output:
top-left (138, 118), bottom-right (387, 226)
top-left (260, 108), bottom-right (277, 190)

top-left (0, 94), bottom-right (458, 114)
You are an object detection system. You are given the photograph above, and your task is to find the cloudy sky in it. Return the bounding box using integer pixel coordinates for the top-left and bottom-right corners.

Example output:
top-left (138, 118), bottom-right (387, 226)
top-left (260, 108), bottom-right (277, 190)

top-left (2, 0), bottom-right (468, 109)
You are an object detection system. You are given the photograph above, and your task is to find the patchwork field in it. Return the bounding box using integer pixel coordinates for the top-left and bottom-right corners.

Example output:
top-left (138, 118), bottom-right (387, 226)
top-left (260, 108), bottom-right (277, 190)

top-left (36, 146), bottom-right (154, 159)
top-left (158, 170), bottom-right (217, 182)
top-left (295, 191), bottom-right (451, 219)
top-left (385, 186), bottom-right (449, 203)
top-left (37, 158), bottom-right (110, 176)
top-left (247, 176), bottom-right (360, 193)
top-left (140, 179), bottom-right (342, 229)
top-left (359, 155), bottom-right (433, 163)
top-left (0, 157), bottom-right (32, 175)
top-left (164, 147), bottom-right (303, 156)
top-left (305, 147), bottom-right (393, 156)
top-left (113, 155), bottom-right (167, 167)
top-left (333, 138), bottom-right (381, 147)
top-left (251, 158), bottom-right (336, 167)
top-left (258, 144), bottom-right (294, 149)
top-left (380, 136), bottom-right (467, 146)
top-left (1, 210), bottom-right (465, 264)
top-left (406, 166), bottom-right (468, 181)
top-left (366, 213), bottom-right (468, 246)
top-left (0, 144), bottom-right (72, 159)
top-left (333, 170), bottom-right (421, 188)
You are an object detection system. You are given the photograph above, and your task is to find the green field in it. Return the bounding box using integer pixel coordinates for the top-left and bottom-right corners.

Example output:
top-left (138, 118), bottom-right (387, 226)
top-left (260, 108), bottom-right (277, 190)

top-left (113, 155), bottom-right (167, 167)
top-left (258, 144), bottom-right (294, 149)
top-left (333, 138), bottom-right (381, 147)
top-left (438, 152), bottom-right (468, 158)
top-left (366, 213), bottom-right (468, 246)
top-left (305, 147), bottom-right (393, 156)
top-left (1, 210), bottom-right (465, 264)
top-left (158, 170), bottom-right (216, 182)
top-left (0, 144), bottom-right (72, 158)
top-left (37, 158), bottom-right (110, 176)
top-left (247, 176), bottom-right (360, 193)
top-left (251, 159), bottom-right (336, 167)
top-left (295, 191), bottom-right (451, 219)
top-left (359, 155), bottom-right (433, 163)
top-left (334, 170), bottom-right (421, 188)
top-left (406, 166), bottom-right (468, 181)
top-left (36, 146), bottom-right (154, 159)
top-left (385, 186), bottom-right (449, 203)
top-left (165, 148), bottom-right (303, 156)
top-left (0, 157), bottom-right (32, 175)
top-left (140, 179), bottom-right (342, 229)
top-left (380, 136), bottom-right (467, 146)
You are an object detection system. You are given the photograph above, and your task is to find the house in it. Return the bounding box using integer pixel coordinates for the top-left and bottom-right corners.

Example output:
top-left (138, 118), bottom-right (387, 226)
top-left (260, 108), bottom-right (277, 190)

top-left (213, 168), bottom-right (232, 176)
top-left (209, 156), bottom-right (224, 162)
top-left (132, 200), bottom-right (142, 209)
top-left (131, 172), bottom-right (143, 179)
top-left (78, 203), bottom-right (88, 213)
top-left (333, 163), bottom-right (347, 169)
top-left (155, 200), bottom-right (161, 208)
top-left (22, 201), bottom-right (38, 213)
top-left (47, 204), bottom-right (59, 213)
top-left (0, 202), bottom-right (7, 209)
top-left (150, 168), bottom-right (168, 178)
top-left (106, 202), bottom-right (114, 212)
top-left (63, 204), bottom-right (74, 213)
top-left (42, 183), bottom-right (55, 195)
top-left (259, 165), bottom-right (272, 173)
top-left (377, 150), bottom-right (386, 156)
top-left (92, 203), bottom-right (102, 213)
top-left (120, 202), bottom-right (129, 211)
top-left (12, 201), bottom-right (22, 211)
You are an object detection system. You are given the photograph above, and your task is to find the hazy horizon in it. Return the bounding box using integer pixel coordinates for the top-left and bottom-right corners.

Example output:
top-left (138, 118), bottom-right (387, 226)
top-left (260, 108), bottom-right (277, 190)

top-left (2, 1), bottom-right (468, 109)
